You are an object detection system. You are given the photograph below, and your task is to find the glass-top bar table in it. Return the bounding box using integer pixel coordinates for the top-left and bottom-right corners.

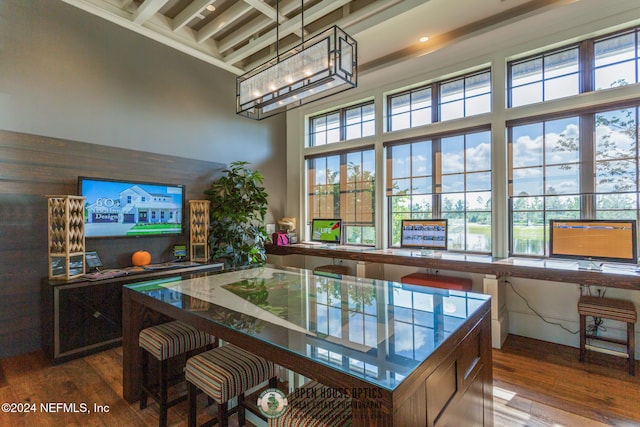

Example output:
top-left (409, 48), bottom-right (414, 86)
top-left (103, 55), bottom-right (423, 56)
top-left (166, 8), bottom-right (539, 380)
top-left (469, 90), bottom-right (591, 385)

top-left (122, 264), bottom-right (493, 426)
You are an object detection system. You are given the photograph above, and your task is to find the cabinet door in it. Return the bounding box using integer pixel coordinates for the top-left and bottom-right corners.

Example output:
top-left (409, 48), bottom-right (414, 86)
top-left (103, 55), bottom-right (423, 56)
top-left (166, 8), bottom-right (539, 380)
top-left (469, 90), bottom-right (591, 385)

top-left (55, 281), bottom-right (122, 357)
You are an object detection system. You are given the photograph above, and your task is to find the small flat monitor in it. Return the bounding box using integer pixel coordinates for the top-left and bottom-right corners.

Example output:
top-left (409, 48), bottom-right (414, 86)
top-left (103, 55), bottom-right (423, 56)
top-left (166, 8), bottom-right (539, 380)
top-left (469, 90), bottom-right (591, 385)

top-left (549, 219), bottom-right (637, 265)
top-left (173, 244), bottom-right (187, 260)
top-left (401, 219), bottom-right (448, 250)
top-left (85, 251), bottom-right (103, 271)
top-left (311, 219), bottom-right (342, 244)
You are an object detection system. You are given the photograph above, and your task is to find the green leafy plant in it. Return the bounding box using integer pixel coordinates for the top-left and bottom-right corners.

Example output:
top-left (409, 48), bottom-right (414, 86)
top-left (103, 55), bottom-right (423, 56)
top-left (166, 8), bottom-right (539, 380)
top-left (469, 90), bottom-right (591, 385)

top-left (205, 161), bottom-right (269, 268)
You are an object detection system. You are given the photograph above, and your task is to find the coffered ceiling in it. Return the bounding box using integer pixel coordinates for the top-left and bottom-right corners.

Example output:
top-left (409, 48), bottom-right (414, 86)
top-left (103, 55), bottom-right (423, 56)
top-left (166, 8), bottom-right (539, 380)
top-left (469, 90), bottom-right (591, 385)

top-left (60, 0), bottom-right (580, 76)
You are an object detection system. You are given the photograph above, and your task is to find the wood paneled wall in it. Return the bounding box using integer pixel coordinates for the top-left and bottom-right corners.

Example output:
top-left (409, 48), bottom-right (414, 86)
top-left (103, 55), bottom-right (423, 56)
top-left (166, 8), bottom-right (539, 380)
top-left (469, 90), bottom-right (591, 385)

top-left (0, 129), bottom-right (224, 358)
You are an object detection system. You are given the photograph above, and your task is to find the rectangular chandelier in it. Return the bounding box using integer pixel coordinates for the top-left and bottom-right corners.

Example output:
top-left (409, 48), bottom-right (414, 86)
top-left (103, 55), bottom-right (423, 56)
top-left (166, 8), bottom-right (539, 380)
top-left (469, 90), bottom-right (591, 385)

top-left (236, 26), bottom-right (357, 120)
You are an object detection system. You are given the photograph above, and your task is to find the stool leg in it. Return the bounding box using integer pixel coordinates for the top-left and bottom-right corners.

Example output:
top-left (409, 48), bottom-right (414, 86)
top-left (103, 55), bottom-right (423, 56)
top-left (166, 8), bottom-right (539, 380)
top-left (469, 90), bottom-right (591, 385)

top-left (579, 314), bottom-right (586, 363)
top-left (140, 350), bottom-right (149, 409)
top-left (237, 394), bottom-right (246, 426)
top-left (218, 402), bottom-right (229, 427)
top-left (629, 322), bottom-right (635, 376)
top-left (159, 359), bottom-right (168, 427)
top-left (188, 382), bottom-right (198, 427)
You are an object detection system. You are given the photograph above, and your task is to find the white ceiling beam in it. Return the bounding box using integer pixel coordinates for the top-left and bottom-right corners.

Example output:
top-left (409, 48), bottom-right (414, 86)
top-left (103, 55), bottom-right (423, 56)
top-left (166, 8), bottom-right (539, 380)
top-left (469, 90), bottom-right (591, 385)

top-left (132, 0), bottom-right (169, 25)
top-left (197, 2), bottom-right (254, 42)
top-left (242, 0), bottom-right (305, 39)
top-left (173, 0), bottom-right (212, 31)
top-left (217, 0), bottom-right (300, 54)
top-left (223, 0), bottom-right (350, 66)
top-left (243, 0), bottom-right (277, 21)
top-left (60, 0), bottom-right (243, 74)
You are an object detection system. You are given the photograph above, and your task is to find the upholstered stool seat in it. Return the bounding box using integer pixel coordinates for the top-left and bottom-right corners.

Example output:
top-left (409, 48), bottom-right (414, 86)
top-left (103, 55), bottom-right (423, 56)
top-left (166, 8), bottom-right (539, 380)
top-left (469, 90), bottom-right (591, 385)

top-left (139, 320), bottom-right (217, 427)
top-left (400, 272), bottom-right (472, 291)
top-left (578, 295), bottom-right (636, 376)
top-left (186, 344), bottom-right (277, 427)
top-left (269, 381), bottom-right (352, 427)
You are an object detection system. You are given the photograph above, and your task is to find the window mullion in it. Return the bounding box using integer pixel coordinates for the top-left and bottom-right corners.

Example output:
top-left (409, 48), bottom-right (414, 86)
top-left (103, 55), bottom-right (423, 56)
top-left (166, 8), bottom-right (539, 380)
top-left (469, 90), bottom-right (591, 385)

top-left (433, 138), bottom-right (442, 216)
top-left (581, 114), bottom-right (595, 218)
top-left (432, 83), bottom-right (440, 123)
top-left (580, 39), bottom-right (594, 93)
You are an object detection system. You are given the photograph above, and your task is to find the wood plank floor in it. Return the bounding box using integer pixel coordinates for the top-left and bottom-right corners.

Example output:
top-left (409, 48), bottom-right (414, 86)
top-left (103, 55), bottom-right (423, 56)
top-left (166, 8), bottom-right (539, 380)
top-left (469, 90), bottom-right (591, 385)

top-left (0, 335), bottom-right (638, 426)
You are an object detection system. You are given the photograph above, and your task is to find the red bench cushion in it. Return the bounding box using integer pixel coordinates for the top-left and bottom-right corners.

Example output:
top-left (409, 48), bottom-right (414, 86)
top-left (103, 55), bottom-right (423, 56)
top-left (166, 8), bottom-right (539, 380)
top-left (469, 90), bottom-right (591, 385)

top-left (400, 273), bottom-right (472, 291)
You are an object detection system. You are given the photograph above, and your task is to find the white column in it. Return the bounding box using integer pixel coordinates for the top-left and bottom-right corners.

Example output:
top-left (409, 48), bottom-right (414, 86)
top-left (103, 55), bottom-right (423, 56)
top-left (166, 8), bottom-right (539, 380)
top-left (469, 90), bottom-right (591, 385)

top-left (483, 274), bottom-right (509, 348)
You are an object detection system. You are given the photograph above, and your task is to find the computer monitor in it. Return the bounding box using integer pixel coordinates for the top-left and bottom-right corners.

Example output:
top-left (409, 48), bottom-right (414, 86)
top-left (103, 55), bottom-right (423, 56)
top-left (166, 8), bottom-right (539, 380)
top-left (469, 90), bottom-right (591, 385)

top-left (311, 219), bottom-right (342, 244)
top-left (400, 219), bottom-right (448, 251)
top-left (549, 219), bottom-right (637, 266)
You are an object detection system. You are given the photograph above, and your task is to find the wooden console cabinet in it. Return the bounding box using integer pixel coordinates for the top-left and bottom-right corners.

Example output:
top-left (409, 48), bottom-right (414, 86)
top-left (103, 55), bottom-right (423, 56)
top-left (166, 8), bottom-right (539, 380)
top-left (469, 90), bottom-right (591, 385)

top-left (41, 263), bottom-right (223, 364)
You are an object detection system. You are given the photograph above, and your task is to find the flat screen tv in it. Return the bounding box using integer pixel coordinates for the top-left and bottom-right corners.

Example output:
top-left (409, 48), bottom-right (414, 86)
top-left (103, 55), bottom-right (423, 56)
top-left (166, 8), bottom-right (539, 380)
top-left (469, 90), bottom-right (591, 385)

top-left (78, 176), bottom-right (185, 238)
top-left (400, 219), bottom-right (448, 250)
top-left (549, 219), bottom-right (637, 264)
top-left (311, 218), bottom-right (342, 244)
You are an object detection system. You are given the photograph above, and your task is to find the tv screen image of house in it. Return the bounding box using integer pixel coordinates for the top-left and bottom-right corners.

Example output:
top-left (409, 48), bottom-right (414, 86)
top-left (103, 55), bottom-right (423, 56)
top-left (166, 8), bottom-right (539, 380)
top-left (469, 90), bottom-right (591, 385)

top-left (311, 219), bottom-right (342, 244)
top-left (549, 219), bottom-right (638, 264)
top-left (400, 219), bottom-right (448, 250)
top-left (78, 176), bottom-right (185, 238)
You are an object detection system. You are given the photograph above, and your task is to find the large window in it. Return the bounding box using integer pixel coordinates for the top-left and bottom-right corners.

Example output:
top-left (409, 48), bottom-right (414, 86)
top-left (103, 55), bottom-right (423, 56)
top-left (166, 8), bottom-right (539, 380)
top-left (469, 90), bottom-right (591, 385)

top-left (307, 148), bottom-right (375, 245)
top-left (387, 128), bottom-right (492, 252)
top-left (508, 27), bottom-right (640, 107)
top-left (509, 106), bottom-right (640, 256)
top-left (387, 70), bottom-right (491, 132)
top-left (309, 101), bottom-right (375, 146)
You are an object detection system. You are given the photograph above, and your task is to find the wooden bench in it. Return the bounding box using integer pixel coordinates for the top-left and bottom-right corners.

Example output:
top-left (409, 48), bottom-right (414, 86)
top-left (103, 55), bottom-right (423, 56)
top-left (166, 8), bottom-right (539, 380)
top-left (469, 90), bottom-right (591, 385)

top-left (313, 264), bottom-right (351, 276)
top-left (400, 272), bottom-right (472, 291)
top-left (578, 295), bottom-right (636, 376)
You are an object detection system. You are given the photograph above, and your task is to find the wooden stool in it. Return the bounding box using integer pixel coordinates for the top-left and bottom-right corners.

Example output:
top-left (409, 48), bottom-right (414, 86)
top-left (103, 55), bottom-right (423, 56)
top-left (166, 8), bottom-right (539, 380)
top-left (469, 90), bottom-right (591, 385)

top-left (578, 296), bottom-right (636, 376)
top-left (268, 381), bottom-right (352, 426)
top-left (400, 272), bottom-right (472, 291)
top-left (139, 320), bottom-right (217, 427)
top-left (186, 344), bottom-right (278, 427)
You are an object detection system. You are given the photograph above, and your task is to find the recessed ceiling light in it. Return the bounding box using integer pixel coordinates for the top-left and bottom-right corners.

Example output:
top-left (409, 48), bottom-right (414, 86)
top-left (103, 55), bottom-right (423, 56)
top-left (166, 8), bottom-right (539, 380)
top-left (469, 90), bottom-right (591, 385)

top-left (206, 4), bottom-right (216, 12)
top-left (419, 36), bottom-right (429, 43)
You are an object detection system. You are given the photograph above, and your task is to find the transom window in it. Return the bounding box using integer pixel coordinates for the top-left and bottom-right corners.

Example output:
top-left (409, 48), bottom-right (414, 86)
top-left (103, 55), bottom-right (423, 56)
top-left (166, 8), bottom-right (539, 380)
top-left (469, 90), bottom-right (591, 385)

top-left (387, 70), bottom-right (491, 132)
top-left (595, 29), bottom-right (640, 90)
top-left (508, 26), bottom-right (640, 108)
top-left (509, 47), bottom-right (580, 107)
top-left (309, 101), bottom-right (375, 147)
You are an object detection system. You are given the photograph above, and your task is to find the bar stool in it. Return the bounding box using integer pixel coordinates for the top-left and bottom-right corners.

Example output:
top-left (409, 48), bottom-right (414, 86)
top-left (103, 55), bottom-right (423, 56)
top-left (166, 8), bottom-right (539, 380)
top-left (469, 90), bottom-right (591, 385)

top-left (139, 320), bottom-right (217, 427)
top-left (578, 295), bottom-right (637, 376)
top-left (186, 344), bottom-right (278, 427)
top-left (268, 381), bottom-right (352, 427)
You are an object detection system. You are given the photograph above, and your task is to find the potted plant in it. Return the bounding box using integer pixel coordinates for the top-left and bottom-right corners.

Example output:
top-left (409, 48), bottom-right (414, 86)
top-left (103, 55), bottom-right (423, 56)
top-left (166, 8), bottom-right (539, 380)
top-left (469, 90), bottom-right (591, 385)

top-left (205, 161), bottom-right (269, 268)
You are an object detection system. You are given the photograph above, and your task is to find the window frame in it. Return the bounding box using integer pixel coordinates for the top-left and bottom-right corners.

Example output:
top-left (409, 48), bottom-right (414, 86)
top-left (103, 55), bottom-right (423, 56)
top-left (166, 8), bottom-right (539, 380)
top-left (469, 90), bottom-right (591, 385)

top-left (386, 69), bottom-right (491, 132)
top-left (385, 125), bottom-right (492, 253)
top-left (507, 101), bottom-right (640, 258)
top-left (309, 100), bottom-right (375, 147)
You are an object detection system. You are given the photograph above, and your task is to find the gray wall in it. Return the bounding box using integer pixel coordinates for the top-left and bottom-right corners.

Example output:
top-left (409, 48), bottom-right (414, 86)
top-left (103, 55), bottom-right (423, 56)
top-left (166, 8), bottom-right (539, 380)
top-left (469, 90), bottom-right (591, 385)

top-left (0, 0), bottom-right (286, 220)
top-left (0, 0), bottom-right (287, 358)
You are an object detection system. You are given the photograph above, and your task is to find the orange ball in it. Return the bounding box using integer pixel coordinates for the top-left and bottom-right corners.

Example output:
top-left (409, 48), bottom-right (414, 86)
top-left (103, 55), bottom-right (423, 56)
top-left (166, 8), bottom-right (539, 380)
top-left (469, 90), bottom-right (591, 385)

top-left (132, 250), bottom-right (151, 266)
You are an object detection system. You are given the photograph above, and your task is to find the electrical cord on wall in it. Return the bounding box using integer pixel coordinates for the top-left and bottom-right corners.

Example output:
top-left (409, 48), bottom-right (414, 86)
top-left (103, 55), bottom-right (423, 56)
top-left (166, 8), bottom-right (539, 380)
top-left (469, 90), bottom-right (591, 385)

top-left (581, 285), bottom-right (607, 337)
top-left (506, 280), bottom-right (579, 335)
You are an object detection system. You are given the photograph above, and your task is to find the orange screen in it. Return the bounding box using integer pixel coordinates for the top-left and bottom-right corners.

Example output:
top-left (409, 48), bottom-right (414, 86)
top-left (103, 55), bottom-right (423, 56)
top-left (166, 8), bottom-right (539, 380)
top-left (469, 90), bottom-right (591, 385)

top-left (550, 221), bottom-right (636, 261)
